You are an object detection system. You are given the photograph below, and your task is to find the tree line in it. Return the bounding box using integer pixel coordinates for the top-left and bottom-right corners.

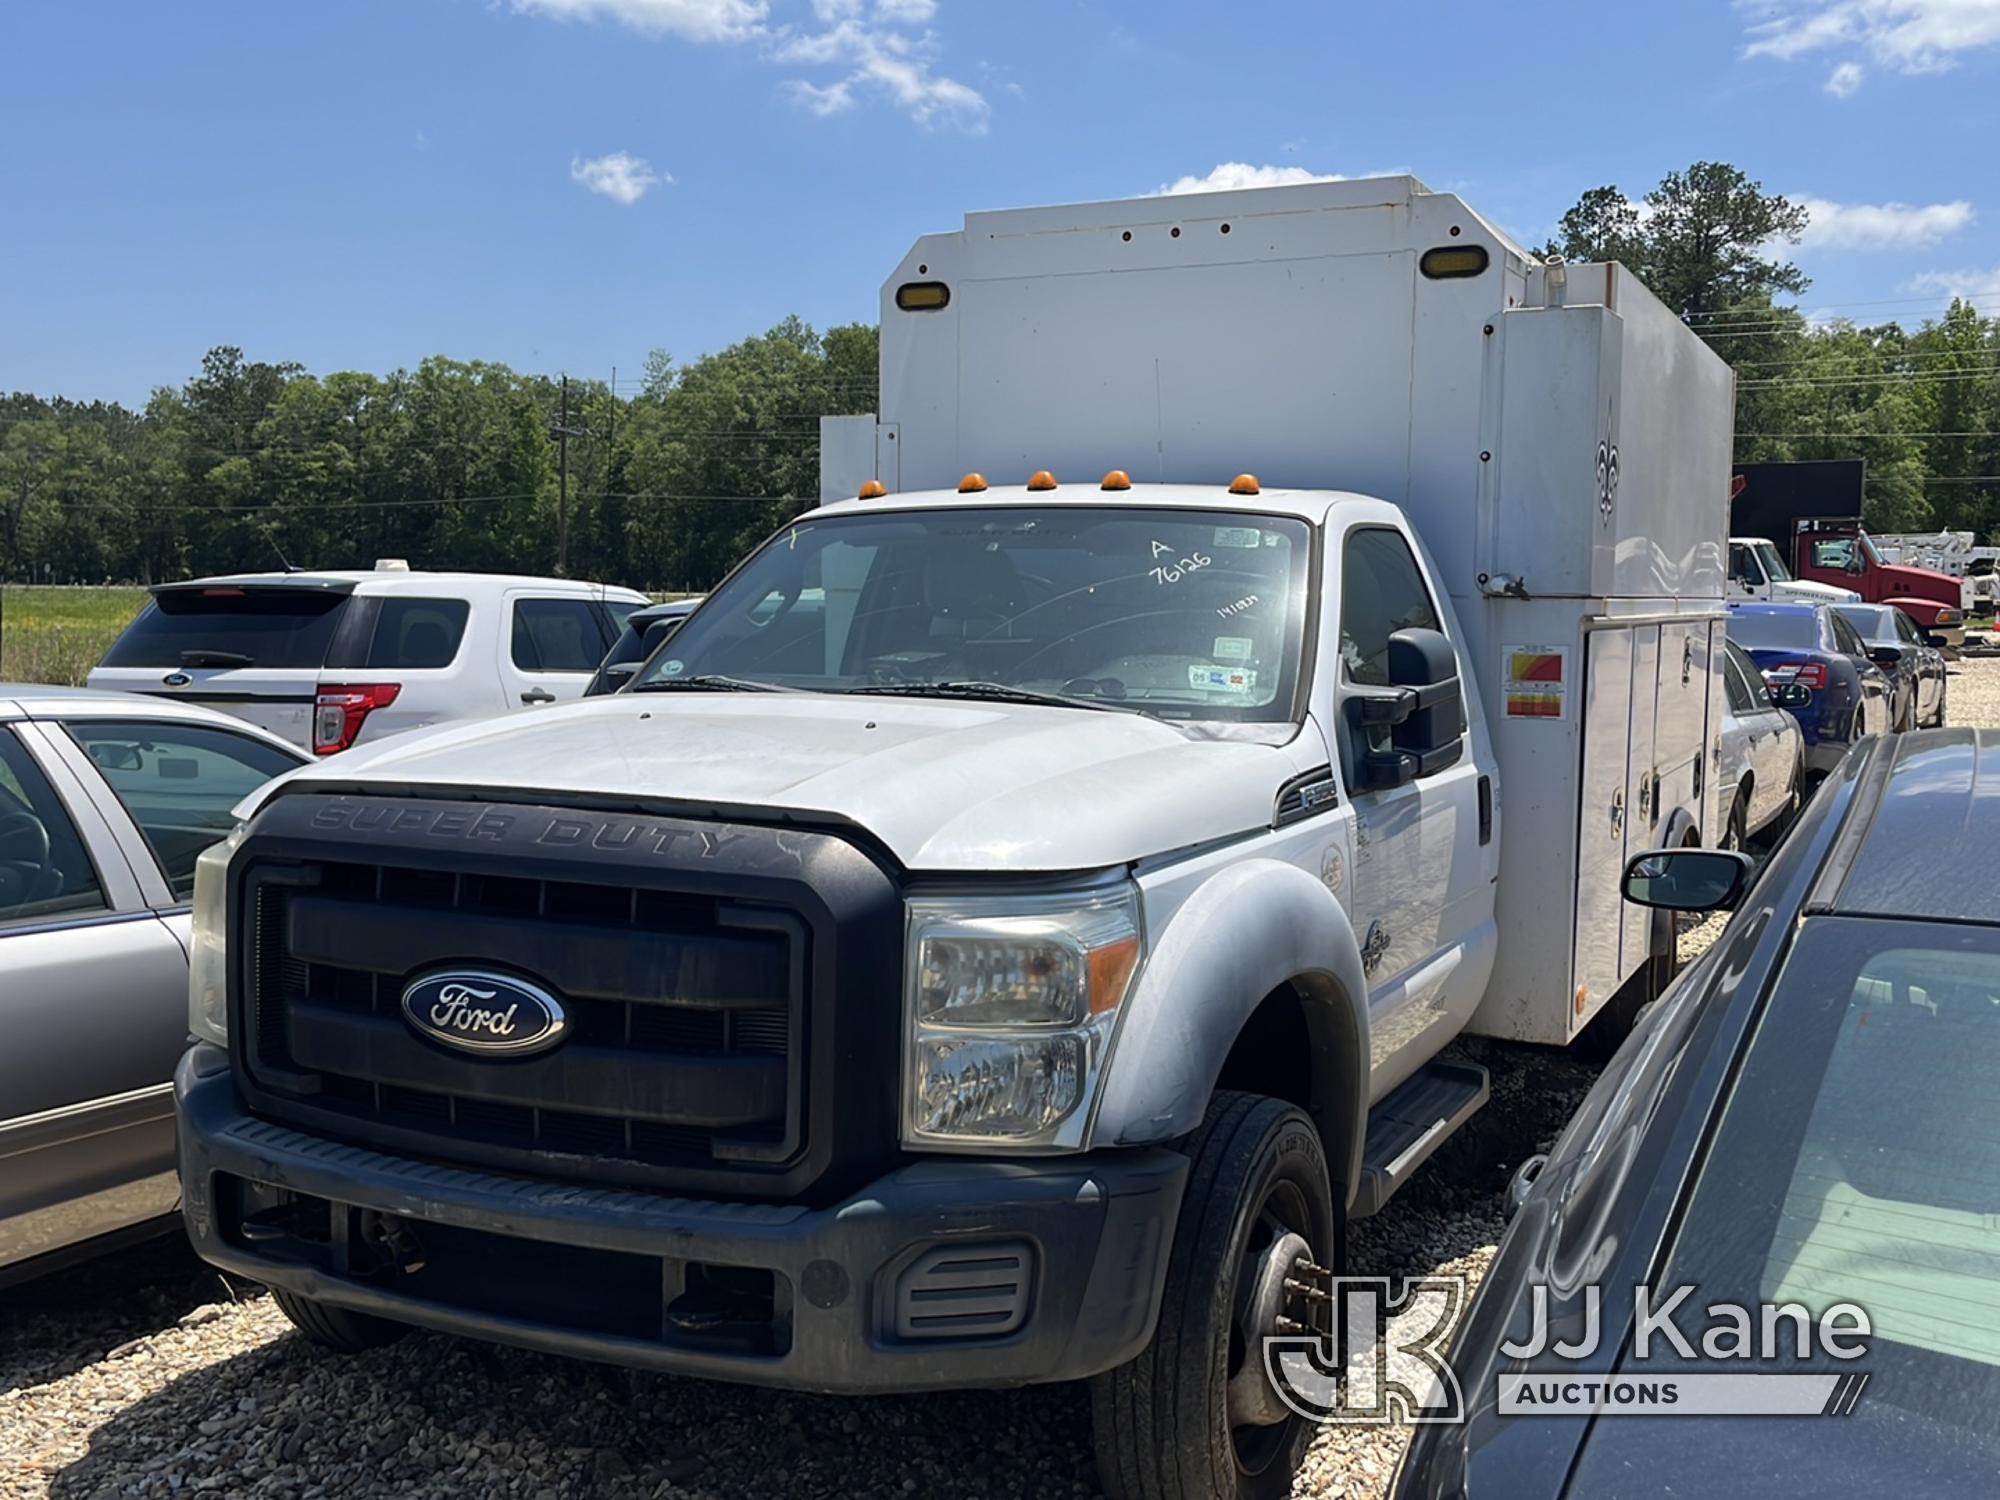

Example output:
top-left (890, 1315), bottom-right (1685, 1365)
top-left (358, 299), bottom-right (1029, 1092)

top-left (5, 163), bottom-right (1998, 590)
top-left (0, 317), bottom-right (878, 591)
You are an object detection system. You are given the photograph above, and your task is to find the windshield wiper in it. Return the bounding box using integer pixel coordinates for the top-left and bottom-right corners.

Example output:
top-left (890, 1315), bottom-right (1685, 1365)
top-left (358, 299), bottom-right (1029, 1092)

top-left (631, 674), bottom-right (790, 693)
top-left (179, 649), bottom-right (255, 668)
top-left (834, 680), bottom-right (1135, 713)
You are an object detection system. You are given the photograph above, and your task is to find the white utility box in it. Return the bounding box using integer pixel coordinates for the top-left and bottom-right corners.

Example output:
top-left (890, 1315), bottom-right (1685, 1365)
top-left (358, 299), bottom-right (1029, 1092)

top-left (825, 176), bottom-right (1734, 1043)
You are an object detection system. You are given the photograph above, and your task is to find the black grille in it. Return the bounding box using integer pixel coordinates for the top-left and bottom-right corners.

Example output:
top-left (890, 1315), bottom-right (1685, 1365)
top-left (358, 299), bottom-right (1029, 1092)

top-left (242, 857), bottom-right (806, 1186)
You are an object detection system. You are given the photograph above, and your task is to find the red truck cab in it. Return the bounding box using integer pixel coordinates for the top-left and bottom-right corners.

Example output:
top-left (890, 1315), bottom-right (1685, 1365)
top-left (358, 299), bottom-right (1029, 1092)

top-left (1795, 522), bottom-right (1966, 646)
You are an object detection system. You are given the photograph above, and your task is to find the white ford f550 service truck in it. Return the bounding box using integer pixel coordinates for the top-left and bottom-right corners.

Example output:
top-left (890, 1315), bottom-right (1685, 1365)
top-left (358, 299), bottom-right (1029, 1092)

top-left (174, 177), bottom-right (1731, 1500)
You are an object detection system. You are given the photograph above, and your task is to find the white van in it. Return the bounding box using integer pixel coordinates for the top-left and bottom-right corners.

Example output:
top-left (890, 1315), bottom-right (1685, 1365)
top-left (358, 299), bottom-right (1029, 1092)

top-left (88, 568), bottom-right (648, 754)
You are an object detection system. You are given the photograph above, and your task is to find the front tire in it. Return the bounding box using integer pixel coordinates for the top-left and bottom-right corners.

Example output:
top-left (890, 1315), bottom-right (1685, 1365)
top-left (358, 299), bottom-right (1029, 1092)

top-left (272, 1289), bottom-right (409, 1353)
top-left (1091, 1092), bottom-right (1340, 1500)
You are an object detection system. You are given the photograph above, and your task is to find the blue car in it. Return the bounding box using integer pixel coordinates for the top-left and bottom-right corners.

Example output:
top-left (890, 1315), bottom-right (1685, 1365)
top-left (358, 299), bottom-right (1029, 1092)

top-left (1728, 601), bottom-right (1894, 785)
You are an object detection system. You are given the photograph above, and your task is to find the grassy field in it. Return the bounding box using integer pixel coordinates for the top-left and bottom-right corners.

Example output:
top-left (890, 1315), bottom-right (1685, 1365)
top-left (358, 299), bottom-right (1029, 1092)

top-left (0, 586), bottom-right (150, 686)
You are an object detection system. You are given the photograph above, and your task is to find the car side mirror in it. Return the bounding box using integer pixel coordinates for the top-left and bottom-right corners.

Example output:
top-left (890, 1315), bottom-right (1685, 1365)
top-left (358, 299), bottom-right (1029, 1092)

top-left (1924, 633), bottom-right (1948, 649)
top-left (1867, 646), bottom-right (1902, 669)
top-left (1845, 556), bottom-right (1865, 576)
top-left (1622, 847), bottom-right (1753, 913)
top-left (1772, 682), bottom-right (1812, 709)
top-left (87, 742), bottom-right (143, 772)
top-left (1345, 627), bottom-right (1464, 791)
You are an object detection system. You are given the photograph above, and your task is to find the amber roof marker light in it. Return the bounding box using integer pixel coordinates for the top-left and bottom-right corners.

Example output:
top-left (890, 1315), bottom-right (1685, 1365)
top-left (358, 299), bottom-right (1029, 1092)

top-left (896, 281), bottom-right (952, 311)
top-left (1027, 470), bottom-right (1059, 492)
top-left (857, 480), bottom-right (888, 500)
top-left (1420, 245), bottom-right (1490, 279)
top-left (1229, 474), bottom-right (1261, 495)
top-left (1101, 470), bottom-right (1132, 491)
top-left (958, 473), bottom-right (989, 493)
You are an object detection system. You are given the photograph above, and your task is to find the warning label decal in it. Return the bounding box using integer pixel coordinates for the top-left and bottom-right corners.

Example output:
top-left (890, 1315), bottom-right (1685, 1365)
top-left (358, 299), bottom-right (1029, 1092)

top-left (1504, 644), bottom-right (1568, 720)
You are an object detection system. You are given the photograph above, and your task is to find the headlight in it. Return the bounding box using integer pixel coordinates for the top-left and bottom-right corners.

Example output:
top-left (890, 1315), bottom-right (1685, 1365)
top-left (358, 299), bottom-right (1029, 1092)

top-left (904, 886), bottom-right (1143, 1150)
top-left (188, 823), bottom-right (246, 1047)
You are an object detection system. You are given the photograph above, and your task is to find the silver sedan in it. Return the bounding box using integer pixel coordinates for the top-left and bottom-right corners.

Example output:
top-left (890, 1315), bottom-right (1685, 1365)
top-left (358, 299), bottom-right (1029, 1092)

top-left (0, 685), bottom-right (304, 1286)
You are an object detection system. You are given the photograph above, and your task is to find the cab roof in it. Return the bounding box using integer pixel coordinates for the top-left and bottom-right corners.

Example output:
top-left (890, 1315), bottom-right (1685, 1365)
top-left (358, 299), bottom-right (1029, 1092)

top-left (1822, 731), bottom-right (2000, 924)
top-left (808, 480), bottom-right (1380, 525)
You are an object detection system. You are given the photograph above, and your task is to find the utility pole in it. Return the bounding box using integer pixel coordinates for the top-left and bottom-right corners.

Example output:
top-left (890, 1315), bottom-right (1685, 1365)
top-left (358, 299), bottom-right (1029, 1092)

top-left (557, 374), bottom-right (570, 576)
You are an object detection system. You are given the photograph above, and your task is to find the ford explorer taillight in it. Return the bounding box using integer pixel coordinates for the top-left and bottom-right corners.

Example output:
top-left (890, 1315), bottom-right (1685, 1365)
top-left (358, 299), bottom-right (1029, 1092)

top-left (314, 683), bottom-right (401, 754)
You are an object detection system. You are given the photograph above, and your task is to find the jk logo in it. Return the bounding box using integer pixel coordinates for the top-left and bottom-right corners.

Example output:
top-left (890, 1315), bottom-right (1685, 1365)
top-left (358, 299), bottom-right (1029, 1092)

top-left (1262, 1274), bottom-right (1467, 1425)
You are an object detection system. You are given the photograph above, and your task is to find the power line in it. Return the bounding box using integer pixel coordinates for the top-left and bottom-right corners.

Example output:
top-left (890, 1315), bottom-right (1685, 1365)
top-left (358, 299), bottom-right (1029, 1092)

top-left (1737, 431), bottom-right (1993, 439)
top-left (1738, 367), bottom-right (2000, 390)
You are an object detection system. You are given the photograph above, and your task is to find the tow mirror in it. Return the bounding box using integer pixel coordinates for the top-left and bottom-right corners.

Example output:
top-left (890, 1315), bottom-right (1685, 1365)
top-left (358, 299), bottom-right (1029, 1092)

top-left (1772, 682), bottom-right (1812, 709)
top-left (1345, 627), bottom-right (1464, 790)
top-left (1621, 847), bottom-right (1753, 913)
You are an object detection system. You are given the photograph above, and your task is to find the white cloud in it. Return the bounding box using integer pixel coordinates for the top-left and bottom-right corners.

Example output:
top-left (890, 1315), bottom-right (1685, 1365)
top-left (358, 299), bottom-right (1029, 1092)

top-left (512, 0), bottom-right (767, 43)
top-left (1154, 163), bottom-right (1349, 196)
top-left (512, 0), bottom-right (985, 131)
top-left (1824, 58), bottom-right (1865, 92)
top-left (1741, 0), bottom-right (2000, 84)
top-left (570, 151), bottom-right (670, 205)
top-left (1908, 265), bottom-right (2000, 309)
top-left (1796, 195), bottom-right (1975, 249)
top-left (772, 15), bottom-right (987, 130)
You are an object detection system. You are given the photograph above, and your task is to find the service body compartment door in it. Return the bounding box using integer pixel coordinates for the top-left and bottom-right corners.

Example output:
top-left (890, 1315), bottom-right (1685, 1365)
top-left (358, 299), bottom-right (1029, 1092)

top-left (1620, 626), bottom-right (1662, 975)
top-left (1573, 627), bottom-right (1636, 1020)
top-left (1654, 619), bottom-right (1716, 844)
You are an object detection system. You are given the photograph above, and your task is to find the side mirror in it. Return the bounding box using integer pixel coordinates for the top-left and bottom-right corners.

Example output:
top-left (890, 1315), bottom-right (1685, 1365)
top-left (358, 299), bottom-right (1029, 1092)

top-left (1845, 556), bottom-right (1866, 576)
top-left (1622, 847), bottom-right (1753, 913)
top-left (1345, 627), bottom-right (1465, 790)
top-left (1772, 682), bottom-right (1812, 709)
top-left (87, 742), bottom-right (144, 772)
top-left (1924, 633), bottom-right (1949, 649)
top-left (1867, 646), bottom-right (1902, 669)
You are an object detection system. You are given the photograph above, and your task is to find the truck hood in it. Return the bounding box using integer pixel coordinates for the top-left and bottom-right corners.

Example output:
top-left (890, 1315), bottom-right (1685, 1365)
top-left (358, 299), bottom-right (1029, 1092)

top-left (1876, 561), bottom-right (1963, 607)
top-left (251, 693), bottom-right (1314, 871)
top-left (1775, 578), bottom-right (1862, 603)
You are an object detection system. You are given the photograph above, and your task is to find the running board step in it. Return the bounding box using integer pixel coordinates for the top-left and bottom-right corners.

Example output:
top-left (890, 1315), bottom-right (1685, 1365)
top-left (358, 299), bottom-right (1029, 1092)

top-left (1349, 1059), bottom-right (1489, 1220)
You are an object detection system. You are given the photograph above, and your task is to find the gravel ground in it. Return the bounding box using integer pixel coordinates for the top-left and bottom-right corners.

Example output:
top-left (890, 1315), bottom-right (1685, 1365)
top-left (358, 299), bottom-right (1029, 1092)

top-left (9, 659), bottom-right (1996, 1500)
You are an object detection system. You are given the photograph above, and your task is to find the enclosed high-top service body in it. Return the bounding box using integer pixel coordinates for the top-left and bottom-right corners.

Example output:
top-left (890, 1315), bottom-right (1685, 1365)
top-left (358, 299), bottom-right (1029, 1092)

top-left (825, 175), bottom-right (1734, 1039)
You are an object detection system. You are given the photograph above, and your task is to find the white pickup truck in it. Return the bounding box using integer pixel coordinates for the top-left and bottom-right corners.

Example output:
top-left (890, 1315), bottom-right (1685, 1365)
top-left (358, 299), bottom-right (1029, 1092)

top-left (173, 177), bottom-right (1732, 1499)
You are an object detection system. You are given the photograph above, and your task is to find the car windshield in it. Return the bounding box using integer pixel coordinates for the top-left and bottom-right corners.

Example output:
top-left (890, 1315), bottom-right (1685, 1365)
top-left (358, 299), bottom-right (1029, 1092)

top-left (633, 506), bottom-right (1314, 722)
top-left (1729, 609), bottom-right (1820, 651)
top-left (1836, 606), bottom-right (1896, 643)
top-left (1755, 540), bottom-right (1795, 583)
top-left (1662, 917), bottom-right (2000, 1421)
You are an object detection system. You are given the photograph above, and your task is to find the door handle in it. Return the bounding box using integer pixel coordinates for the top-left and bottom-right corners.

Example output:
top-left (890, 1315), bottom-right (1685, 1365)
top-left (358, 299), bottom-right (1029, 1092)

top-left (520, 688), bottom-right (556, 705)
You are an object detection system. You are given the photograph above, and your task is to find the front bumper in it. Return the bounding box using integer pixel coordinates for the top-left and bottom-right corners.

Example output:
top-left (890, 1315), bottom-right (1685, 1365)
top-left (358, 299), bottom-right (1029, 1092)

top-left (176, 1045), bottom-right (1186, 1392)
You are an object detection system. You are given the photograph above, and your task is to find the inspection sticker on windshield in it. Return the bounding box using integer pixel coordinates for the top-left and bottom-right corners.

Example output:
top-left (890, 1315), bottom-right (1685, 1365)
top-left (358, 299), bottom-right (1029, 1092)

top-left (660, 659), bottom-right (686, 678)
top-left (1213, 636), bottom-right (1253, 661)
top-left (1503, 644), bottom-right (1566, 720)
top-left (1213, 525), bottom-right (1262, 549)
top-left (1190, 665), bottom-right (1257, 692)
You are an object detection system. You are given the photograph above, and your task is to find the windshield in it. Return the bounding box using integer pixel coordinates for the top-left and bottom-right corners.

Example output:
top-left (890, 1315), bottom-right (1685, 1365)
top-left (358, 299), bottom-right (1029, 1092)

top-left (100, 588), bottom-right (350, 669)
top-left (1728, 609), bottom-right (1820, 652)
top-left (1754, 540), bottom-right (1794, 583)
top-left (1663, 918), bottom-right (2000, 1412)
top-left (1836, 605), bottom-right (1896, 643)
top-left (635, 506), bottom-right (1314, 721)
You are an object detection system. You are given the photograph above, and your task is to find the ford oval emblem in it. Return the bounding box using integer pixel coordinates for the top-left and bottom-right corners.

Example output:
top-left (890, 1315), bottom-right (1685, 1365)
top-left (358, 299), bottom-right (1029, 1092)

top-left (401, 970), bottom-right (568, 1057)
top-left (162, 671), bottom-right (192, 688)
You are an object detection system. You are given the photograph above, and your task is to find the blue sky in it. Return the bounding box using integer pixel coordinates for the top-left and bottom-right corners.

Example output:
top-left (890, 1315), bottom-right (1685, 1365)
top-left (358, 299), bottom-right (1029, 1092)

top-left (3, 0), bottom-right (1996, 405)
